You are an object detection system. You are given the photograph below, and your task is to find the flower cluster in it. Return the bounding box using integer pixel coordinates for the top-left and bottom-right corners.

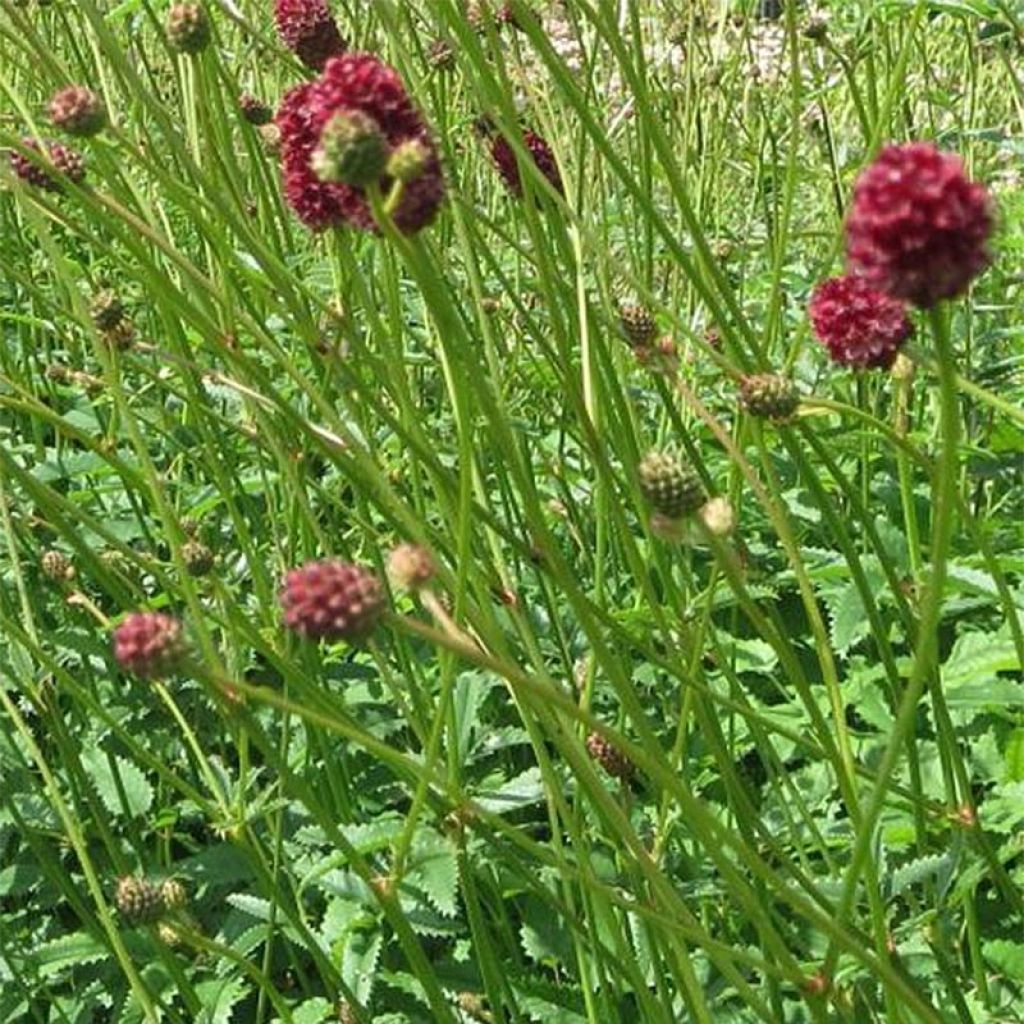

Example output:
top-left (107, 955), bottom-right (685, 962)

top-left (273, 0), bottom-right (346, 70)
top-left (810, 142), bottom-right (993, 368)
top-left (279, 560), bottom-right (384, 640)
top-left (48, 86), bottom-right (106, 137)
top-left (809, 276), bottom-right (913, 370)
top-left (275, 53), bottom-right (444, 234)
top-left (10, 138), bottom-right (85, 191)
top-left (113, 612), bottom-right (186, 679)
top-left (488, 129), bottom-right (563, 199)
top-left (845, 143), bottom-right (993, 308)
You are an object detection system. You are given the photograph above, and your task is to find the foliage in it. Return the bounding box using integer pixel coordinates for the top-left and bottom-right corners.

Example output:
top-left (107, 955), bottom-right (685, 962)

top-left (0, 1), bottom-right (1022, 1023)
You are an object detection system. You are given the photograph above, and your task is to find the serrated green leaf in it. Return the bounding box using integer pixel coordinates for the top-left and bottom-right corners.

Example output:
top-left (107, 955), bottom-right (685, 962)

top-left (195, 977), bottom-right (248, 1024)
top-left (216, 924), bottom-right (267, 975)
top-left (827, 583), bottom-right (869, 655)
top-left (1005, 728), bottom-right (1024, 782)
top-left (982, 939), bottom-right (1024, 981)
top-left (946, 678), bottom-right (1024, 709)
top-left (980, 781), bottom-right (1024, 833)
top-left (874, 517), bottom-right (909, 572)
top-left (454, 671), bottom-right (496, 764)
top-left (731, 637), bottom-right (779, 674)
top-left (511, 970), bottom-right (587, 1023)
top-left (226, 893), bottom-right (273, 921)
top-left (520, 896), bottom-right (574, 967)
top-left (34, 932), bottom-right (108, 976)
top-left (888, 853), bottom-right (956, 899)
top-left (80, 749), bottom-right (153, 818)
top-left (475, 766), bottom-right (546, 814)
top-left (942, 629), bottom-right (1021, 688)
top-left (292, 997), bottom-right (333, 1024)
top-left (406, 831), bottom-right (459, 917)
top-left (946, 564), bottom-right (1017, 607)
top-left (341, 928), bottom-right (383, 1004)
top-left (320, 894), bottom-right (366, 948)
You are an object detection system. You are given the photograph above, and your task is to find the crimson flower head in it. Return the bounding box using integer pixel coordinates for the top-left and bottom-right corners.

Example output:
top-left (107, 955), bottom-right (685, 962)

top-left (275, 53), bottom-right (444, 234)
top-left (10, 138), bottom-right (85, 191)
top-left (280, 560), bottom-right (384, 641)
top-left (489, 129), bottom-right (563, 198)
top-left (48, 85), bottom-right (106, 137)
top-left (845, 142), bottom-right (994, 307)
top-left (274, 0), bottom-right (346, 70)
top-left (809, 275), bottom-right (913, 370)
top-left (113, 612), bottom-right (186, 679)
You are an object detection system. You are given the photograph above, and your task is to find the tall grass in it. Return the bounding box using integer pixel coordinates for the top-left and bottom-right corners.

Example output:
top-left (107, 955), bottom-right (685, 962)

top-left (1, 2), bottom-right (1022, 1023)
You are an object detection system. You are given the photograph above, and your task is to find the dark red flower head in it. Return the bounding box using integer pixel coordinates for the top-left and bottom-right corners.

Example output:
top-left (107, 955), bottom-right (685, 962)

top-left (489, 129), bottom-right (563, 198)
top-left (48, 85), bottom-right (106, 137)
top-left (275, 53), bottom-right (444, 234)
top-left (10, 138), bottom-right (85, 191)
top-left (845, 142), bottom-right (993, 307)
top-left (809, 275), bottom-right (913, 370)
top-left (239, 93), bottom-right (273, 125)
top-left (280, 560), bottom-right (384, 641)
top-left (113, 612), bottom-right (186, 679)
top-left (274, 0), bottom-right (346, 70)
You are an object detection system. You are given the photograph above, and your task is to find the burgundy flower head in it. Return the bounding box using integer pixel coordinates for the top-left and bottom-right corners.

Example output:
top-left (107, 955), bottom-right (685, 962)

top-left (274, 0), bottom-right (346, 70)
top-left (280, 560), bottom-right (384, 641)
top-left (490, 130), bottom-right (563, 198)
top-left (809, 275), bottom-right (913, 370)
top-left (845, 142), bottom-right (993, 307)
top-left (48, 85), bottom-right (106, 137)
top-left (239, 93), bottom-right (273, 126)
top-left (10, 138), bottom-right (85, 191)
top-left (113, 612), bottom-right (186, 679)
top-left (275, 53), bottom-right (444, 234)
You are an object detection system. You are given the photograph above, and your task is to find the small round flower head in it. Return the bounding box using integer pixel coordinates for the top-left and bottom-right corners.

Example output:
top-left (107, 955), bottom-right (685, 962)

top-left (698, 496), bottom-right (735, 538)
top-left (638, 450), bottom-right (705, 520)
top-left (41, 549), bottom-right (75, 583)
top-left (45, 362), bottom-right (72, 383)
top-left (276, 54), bottom-right (444, 234)
top-left (90, 289), bottom-right (127, 332)
top-left (166, 3), bottom-right (211, 54)
top-left (113, 612), bottom-right (186, 679)
top-left (618, 303), bottom-right (656, 348)
top-left (48, 85), bottom-right (106, 137)
top-left (386, 138), bottom-right (431, 184)
top-left (181, 538), bottom-right (214, 576)
top-left (239, 93), bottom-right (273, 126)
top-left (845, 142), bottom-right (994, 307)
top-left (10, 138), bottom-right (85, 191)
top-left (489, 129), bottom-right (563, 198)
top-left (280, 559), bottom-right (384, 641)
top-left (809, 275), bottom-right (913, 370)
top-left (890, 351), bottom-right (916, 382)
top-left (160, 878), bottom-right (188, 910)
top-left (387, 543), bottom-right (436, 592)
top-left (274, 0), bottom-right (346, 70)
top-left (429, 38), bottom-right (456, 70)
top-left (311, 110), bottom-right (388, 186)
top-left (115, 876), bottom-right (164, 926)
top-left (738, 372), bottom-right (800, 421)
top-left (258, 122), bottom-right (283, 155)
top-left (586, 732), bottom-right (634, 781)
top-left (803, 9), bottom-right (830, 41)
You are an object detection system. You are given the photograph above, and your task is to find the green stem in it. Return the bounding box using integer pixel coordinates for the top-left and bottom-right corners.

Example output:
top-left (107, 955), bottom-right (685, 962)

top-left (824, 304), bottom-right (961, 975)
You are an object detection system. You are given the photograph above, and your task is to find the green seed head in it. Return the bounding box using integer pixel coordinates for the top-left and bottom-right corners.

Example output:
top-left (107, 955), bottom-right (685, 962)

top-left (167, 3), bottom-right (211, 54)
top-left (312, 110), bottom-right (388, 187)
top-left (738, 372), bottom-right (799, 422)
top-left (638, 450), bottom-right (705, 519)
top-left (386, 138), bottom-right (431, 184)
